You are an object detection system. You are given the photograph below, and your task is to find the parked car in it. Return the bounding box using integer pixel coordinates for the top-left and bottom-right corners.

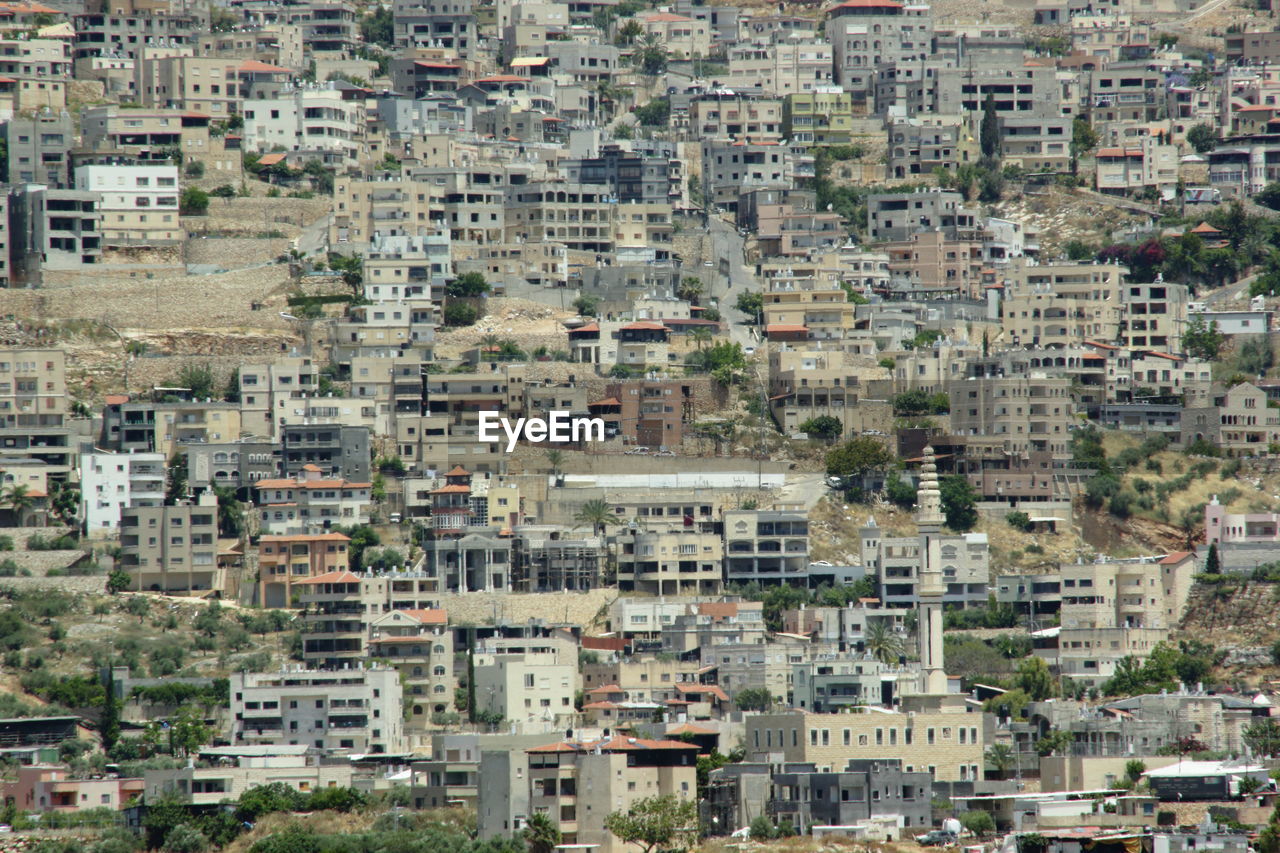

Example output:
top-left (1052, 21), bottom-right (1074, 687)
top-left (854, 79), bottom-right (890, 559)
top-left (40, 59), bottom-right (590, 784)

top-left (916, 831), bottom-right (958, 847)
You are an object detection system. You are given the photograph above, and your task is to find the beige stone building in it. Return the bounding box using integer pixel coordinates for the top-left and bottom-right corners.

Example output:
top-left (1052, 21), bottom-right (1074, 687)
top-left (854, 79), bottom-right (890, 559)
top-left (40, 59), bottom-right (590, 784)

top-left (581, 655), bottom-right (704, 701)
top-left (146, 746), bottom-right (353, 806)
top-left (0, 37), bottom-right (70, 113)
top-left (1182, 382), bottom-right (1280, 454)
top-left (613, 525), bottom-right (723, 595)
top-left (238, 356), bottom-right (320, 439)
top-left (524, 737), bottom-right (699, 853)
top-left (745, 709), bottom-right (985, 782)
top-left (948, 373), bottom-right (1074, 461)
top-left (767, 348), bottom-right (893, 436)
top-left (640, 12), bottom-right (710, 59)
top-left (117, 492), bottom-right (221, 594)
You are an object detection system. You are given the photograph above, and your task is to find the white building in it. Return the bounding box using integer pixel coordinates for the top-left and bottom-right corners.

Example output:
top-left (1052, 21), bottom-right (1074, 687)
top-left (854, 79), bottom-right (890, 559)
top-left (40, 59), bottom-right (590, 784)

top-left (473, 636), bottom-right (580, 733)
top-left (252, 465), bottom-right (372, 535)
top-left (79, 450), bottom-right (166, 536)
top-left (74, 163), bottom-right (181, 243)
top-left (230, 667), bottom-right (405, 754)
top-left (242, 85), bottom-right (366, 160)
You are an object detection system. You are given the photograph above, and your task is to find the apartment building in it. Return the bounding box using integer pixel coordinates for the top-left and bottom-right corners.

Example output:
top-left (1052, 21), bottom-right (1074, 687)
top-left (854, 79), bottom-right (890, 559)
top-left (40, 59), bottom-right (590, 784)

top-left (99, 398), bottom-right (241, 458)
top-left (365, 608), bottom-right (454, 732)
top-left (230, 667), bottom-right (405, 754)
top-left (614, 526), bottom-right (723, 596)
top-left (503, 181), bottom-right (617, 253)
top-left (767, 759), bottom-right (934, 831)
top-left (746, 709), bottom-right (984, 782)
top-left (826, 0), bottom-right (934, 105)
top-left (183, 438), bottom-right (278, 494)
top-left (297, 570), bottom-right (452, 665)
top-left (0, 37), bottom-right (70, 113)
top-left (640, 11), bottom-right (709, 59)
top-left (701, 140), bottom-right (792, 212)
top-left (5, 765), bottom-right (143, 814)
top-left (948, 373), bottom-right (1074, 461)
top-left (517, 736), bottom-right (698, 853)
top-left (117, 493), bottom-right (221, 594)
top-left (135, 55), bottom-right (244, 116)
top-left (79, 450), bottom-right (166, 535)
top-left (887, 117), bottom-right (968, 180)
top-left (1087, 66), bottom-right (1162, 124)
top-left (580, 656), bottom-right (704, 701)
top-left (332, 305), bottom-right (436, 370)
top-left (72, 9), bottom-right (202, 63)
top-left (145, 745), bottom-right (353, 806)
top-left (74, 163), bottom-right (181, 244)
top-left (79, 106), bottom-right (240, 177)
top-left (1049, 553), bottom-right (1197, 687)
top-left (392, 0), bottom-right (477, 53)
top-left (242, 85), bottom-right (366, 160)
top-left (474, 636), bottom-right (579, 732)
top-left (330, 173), bottom-right (443, 245)
top-left (865, 189), bottom-right (978, 244)
top-left (279, 423), bottom-right (370, 482)
top-left (730, 43), bottom-right (834, 99)
top-left (8, 185), bottom-right (102, 284)
top-left (1182, 382), bottom-right (1280, 454)
top-left (591, 379), bottom-right (692, 448)
top-left (253, 466), bottom-right (372, 536)
top-left (761, 279), bottom-right (856, 342)
top-left (257, 532), bottom-right (352, 608)
top-left (0, 347), bottom-right (78, 474)
top-left (999, 260), bottom-right (1125, 348)
top-left (1095, 135), bottom-right (1179, 196)
top-left (238, 356), bottom-right (320, 439)
top-left (998, 116), bottom-right (1073, 173)
top-left (722, 510), bottom-right (811, 587)
top-left (5, 112), bottom-right (72, 187)
top-left (859, 516), bottom-right (991, 609)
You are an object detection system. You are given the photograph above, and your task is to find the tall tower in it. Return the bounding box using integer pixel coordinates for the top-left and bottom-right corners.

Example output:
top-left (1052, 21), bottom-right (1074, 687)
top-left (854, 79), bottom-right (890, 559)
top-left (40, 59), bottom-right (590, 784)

top-left (916, 446), bottom-right (949, 696)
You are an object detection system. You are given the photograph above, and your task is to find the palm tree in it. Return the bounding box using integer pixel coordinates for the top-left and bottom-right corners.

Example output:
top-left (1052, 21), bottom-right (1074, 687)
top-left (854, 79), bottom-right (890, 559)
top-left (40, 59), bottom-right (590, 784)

top-left (524, 813), bottom-right (562, 853)
top-left (690, 326), bottom-right (713, 352)
top-left (479, 334), bottom-right (500, 361)
top-left (546, 449), bottom-right (564, 480)
top-left (213, 486), bottom-right (245, 538)
top-left (2, 484), bottom-right (34, 528)
top-left (985, 744), bottom-right (1015, 780)
top-left (574, 498), bottom-right (622, 535)
top-left (863, 621), bottom-right (905, 665)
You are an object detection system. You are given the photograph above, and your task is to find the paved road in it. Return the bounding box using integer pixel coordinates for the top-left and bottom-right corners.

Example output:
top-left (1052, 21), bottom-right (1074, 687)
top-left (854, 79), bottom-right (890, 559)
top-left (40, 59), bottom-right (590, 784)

top-left (295, 211), bottom-right (332, 258)
top-left (777, 472), bottom-right (829, 511)
top-left (1202, 273), bottom-right (1257, 308)
top-left (705, 216), bottom-right (760, 349)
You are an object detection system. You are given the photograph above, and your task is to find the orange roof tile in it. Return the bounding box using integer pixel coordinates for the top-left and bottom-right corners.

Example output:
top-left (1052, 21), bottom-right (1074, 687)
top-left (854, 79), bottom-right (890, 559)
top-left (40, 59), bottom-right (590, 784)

top-left (1160, 550), bottom-right (1193, 564)
top-left (403, 608), bottom-right (447, 625)
top-left (445, 465), bottom-right (470, 476)
top-left (667, 722), bottom-right (717, 735)
top-left (431, 484), bottom-right (472, 494)
top-left (255, 478), bottom-right (371, 489)
top-left (589, 397), bottom-right (621, 407)
top-left (256, 152), bottom-right (287, 167)
top-left (239, 59), bottom-right (293, 73)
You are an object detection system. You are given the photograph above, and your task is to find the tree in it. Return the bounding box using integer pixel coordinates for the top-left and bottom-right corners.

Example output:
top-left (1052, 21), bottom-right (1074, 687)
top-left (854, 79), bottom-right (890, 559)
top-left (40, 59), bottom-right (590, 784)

top-left (1035, 729), bottom-right (1073, 757)
top-left (572, 295), bottom-right (600, 316)
top-left (864, 620), bottom-right (905, 664)
top-left (574, 498), bottom-right (622, 535)
top-left (443, 302), bottom-right (478, 327)
top-left (359, 5), bottom-right (393, 46)
top-left (100, 667), bottom-right (121, 752)
top-left (546, 449), bottom-right (564, 479)
top-left (1187, 123), bottom-right (1217, 154)
top-left (980, 94), bottom-right (999, 159)
top-left (1204, 542), bottom-right (1220, 575)
top-left (633, 33), bottom-right (669, 75)
top-left (603, 795), bottom-right (699, 853)
top-left (175, 363), bottom-right (217, 400)
top-left (107, 569), bottom-right (131, 595)
top-left (798, 415), bottom-right (842, 440)
top-left (1245, 719), bottom-right (1280, 757)
top-left (940, 475), bottom-right (979, 531)
top-left (749, 815), bottom-right (777, 841)
top-left (1013, 656), bottom-right (1057, 701)
top-left (1072, 117), bottom-right (1099, 157)
top-left (165, 453), bottom-right (188, 504)
top-left (1183, 316), bottom-right (1224, 361)
top-left (447, 271), bottom-right (491, 298)
top-left (985, 744), bottom-right (1015, 779)
top-left (676, 276), bottom-right (704, 304)
top-left (213, 486), bottom-right (244, 538)
top-left (734, 687), bottom-right (772, 711)
top-left (1125, 759), bottom-right (1146, 784)
top-left (162, 825), bottom-right (209, 853)
top-left (524, 812), bottom-right (561, 853)
top-left (179, 188), bottom-right (209, 216)
top-left (634, 98), bottom-right (670, 127)
top-left (960, 811), bottom-right (995, 837)
top-left (734, 291), bottom-right (764, 320)
top-left (825, 436), bottom-right (895, 485)
top-left (1006, 511), bottom-right (1031, 531)
top-left (1, 484), bottom-right (33, 527)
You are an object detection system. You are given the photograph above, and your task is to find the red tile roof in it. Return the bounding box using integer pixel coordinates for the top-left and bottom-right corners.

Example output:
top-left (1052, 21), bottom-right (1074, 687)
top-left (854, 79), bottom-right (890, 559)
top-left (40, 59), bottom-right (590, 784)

top-left (527, 737), bottom-right (699, 754)
top-left (239, 59), bottom-right (292, 74)
top-left (1160, 550), bottom-right (1193, 564)
top-left (403, 608), bottom-right (447, 625)
top-left (445, 465), bottom-right (470, 476)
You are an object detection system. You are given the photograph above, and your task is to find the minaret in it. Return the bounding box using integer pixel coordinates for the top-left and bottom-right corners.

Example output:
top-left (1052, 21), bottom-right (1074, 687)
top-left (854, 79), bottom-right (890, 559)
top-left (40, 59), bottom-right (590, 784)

top-left (916, 446), bottom-right (948, 696)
